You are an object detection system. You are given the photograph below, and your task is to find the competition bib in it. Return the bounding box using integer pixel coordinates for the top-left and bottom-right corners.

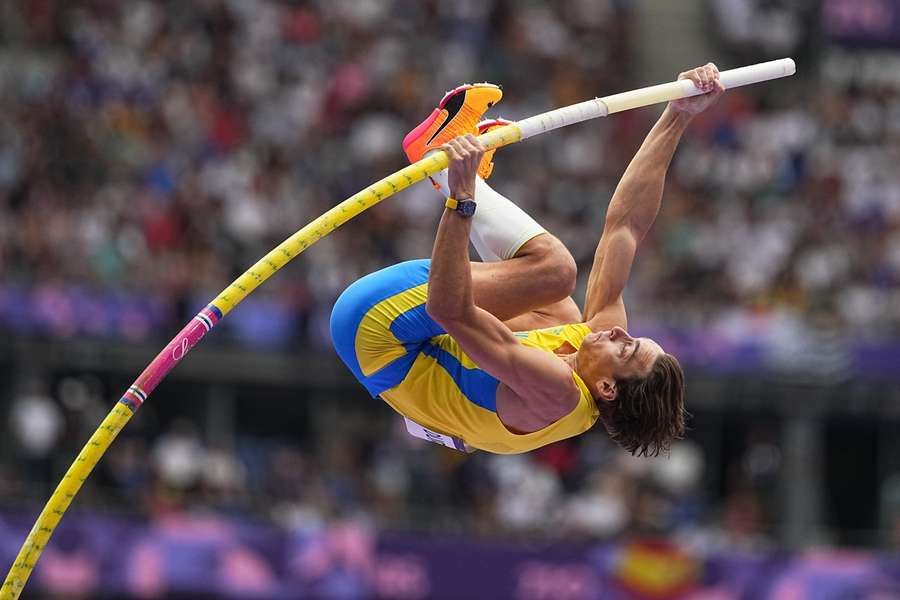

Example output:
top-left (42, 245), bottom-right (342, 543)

top-left (403, 417), bottom-right (472, 453)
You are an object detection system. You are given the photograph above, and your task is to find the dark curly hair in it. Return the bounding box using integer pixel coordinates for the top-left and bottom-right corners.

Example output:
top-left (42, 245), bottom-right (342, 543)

top-left (599, 353), bottom-right (687, 457)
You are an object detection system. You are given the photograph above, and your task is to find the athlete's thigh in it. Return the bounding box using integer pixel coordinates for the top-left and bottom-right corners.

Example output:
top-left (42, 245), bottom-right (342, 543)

top-left (470, 233), bottom-right (577, 321)
top-left (331, 259), bottom-right (443, 396)
top-left (502, 297), bottom-right (583, 332)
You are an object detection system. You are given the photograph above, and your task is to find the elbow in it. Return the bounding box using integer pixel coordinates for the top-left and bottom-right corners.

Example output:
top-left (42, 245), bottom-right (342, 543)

top-left (426, 299), bottom-right (468, 327)
top-left (627, 220), bottom-right (650, 243)
top-left (604, 215), bottom-right (641, 240)
top-left (426, 299), bottom-right (453, 326)
top-left (601, 223), bottom-right (642, 253)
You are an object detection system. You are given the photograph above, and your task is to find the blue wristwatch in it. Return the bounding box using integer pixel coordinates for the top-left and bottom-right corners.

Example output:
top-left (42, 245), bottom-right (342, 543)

top-left (445, 197), bottom-right (477, 218)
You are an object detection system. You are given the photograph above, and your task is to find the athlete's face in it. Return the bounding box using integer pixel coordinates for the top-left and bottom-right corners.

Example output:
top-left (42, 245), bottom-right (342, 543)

top-left (576, 327), bottom-right (665, 400)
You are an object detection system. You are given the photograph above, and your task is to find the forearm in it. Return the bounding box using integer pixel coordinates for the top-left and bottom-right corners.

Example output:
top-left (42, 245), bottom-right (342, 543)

top-left (427, 209), bottom-right (475, 322)
top-left (605, 106), bottom-right (691, 240)
top-left (584, 65), bottom-right (720, 318)
top-left (427, 206), bottom-right (540, 389)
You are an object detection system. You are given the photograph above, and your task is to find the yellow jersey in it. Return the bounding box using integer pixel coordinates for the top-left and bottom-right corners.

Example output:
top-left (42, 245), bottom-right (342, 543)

top-left (381, 322), bottom-right (599, 454)
top-left (331, 259), bottom-right (600, 455)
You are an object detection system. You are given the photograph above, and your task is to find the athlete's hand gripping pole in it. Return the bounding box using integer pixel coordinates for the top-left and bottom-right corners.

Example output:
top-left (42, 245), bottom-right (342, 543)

top-left (1, 57), bottom-right (795, 599)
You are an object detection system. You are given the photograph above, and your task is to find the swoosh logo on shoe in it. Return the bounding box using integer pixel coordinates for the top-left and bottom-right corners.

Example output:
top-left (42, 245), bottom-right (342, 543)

top-left (426, 89), bottom-right (467, 146)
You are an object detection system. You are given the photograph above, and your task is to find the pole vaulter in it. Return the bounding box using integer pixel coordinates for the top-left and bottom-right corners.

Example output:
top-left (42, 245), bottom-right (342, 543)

top-left (2, 58), bottom-right (795, 599)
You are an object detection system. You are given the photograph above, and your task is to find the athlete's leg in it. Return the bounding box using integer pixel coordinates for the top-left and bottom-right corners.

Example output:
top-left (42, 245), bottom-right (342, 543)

top-left (470, 233), bottom-right (579, 322)
top-left (405, 91), bottom-right (580, 326)
top-left (331, 260), bottom-right (441, 397)
top-left (501, 297), bottom-right (583, 331)
top-left (433, 173), bottom-right (580, 324)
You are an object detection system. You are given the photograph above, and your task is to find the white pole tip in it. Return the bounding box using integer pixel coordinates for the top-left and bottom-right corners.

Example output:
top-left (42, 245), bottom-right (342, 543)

top-left (783, 58), bottom-right (796, 76)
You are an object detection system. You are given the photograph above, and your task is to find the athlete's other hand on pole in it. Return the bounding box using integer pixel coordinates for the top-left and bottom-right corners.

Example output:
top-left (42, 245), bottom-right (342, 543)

top-left (443, 134), bottom-right (485, 201)
top-left (670, 63), bottom-right (725, 116)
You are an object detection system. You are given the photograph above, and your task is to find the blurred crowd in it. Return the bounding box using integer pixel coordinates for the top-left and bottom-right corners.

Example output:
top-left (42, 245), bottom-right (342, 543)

top-left (0, 0), bottom-right (898, 353)
top-left (1, 372), bottom-right (787, 551)
top-left (0, 0), bottom-right (633, 346)
top-left (2, 0), bottom-right (900, 555)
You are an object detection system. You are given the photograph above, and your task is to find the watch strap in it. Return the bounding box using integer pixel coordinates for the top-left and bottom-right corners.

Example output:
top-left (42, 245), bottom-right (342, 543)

top-left (445, 196), bottom-right (476, 217)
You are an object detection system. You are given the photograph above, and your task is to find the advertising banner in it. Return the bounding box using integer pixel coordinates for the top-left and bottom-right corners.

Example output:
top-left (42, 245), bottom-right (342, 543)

top-left (2, 511), bottom-right (899, 599)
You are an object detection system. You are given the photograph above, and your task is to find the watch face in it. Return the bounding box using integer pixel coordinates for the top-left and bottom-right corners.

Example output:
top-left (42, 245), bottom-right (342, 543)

top-left (458, 200), bottom-right (476, 217)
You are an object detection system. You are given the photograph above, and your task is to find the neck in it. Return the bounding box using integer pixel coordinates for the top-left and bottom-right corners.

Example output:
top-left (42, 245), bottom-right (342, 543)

top-left (563, 353), bottom-right (591, 389)
top-left (564, 351), bottom-right (604, 403)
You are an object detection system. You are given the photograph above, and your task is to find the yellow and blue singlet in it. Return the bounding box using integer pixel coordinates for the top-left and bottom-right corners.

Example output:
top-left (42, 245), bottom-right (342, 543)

top-left (330, 259), bottom-right (599, 454)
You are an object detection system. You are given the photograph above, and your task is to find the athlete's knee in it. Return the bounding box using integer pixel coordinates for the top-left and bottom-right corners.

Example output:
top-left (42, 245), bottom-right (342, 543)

top-left (519, 234), bottom-right (577, 296)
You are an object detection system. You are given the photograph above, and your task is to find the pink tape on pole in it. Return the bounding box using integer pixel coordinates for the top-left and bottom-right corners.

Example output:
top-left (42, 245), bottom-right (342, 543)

top-left (118, 305), bottom-right (222, 411)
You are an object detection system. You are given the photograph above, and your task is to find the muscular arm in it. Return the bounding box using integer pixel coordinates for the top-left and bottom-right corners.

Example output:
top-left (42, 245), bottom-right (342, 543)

top-left (582, 106), bottom-right (691, 324)
top-left (426, 137), bottom-right (578, 408)
top-left (583, 64), bottom-right (724, 325)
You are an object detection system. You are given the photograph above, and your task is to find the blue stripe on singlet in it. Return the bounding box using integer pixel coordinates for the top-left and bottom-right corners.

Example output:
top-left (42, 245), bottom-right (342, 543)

top-left (330, 259), bottom-right (432, 382)
top-left (389, 303), bottom-right (445, 345)
top-left (420, 341), bottom-right (501, 412)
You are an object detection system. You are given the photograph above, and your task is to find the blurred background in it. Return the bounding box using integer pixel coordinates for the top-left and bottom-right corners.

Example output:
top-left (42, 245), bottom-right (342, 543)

top-left (1, 0), bottom-right (900, 598)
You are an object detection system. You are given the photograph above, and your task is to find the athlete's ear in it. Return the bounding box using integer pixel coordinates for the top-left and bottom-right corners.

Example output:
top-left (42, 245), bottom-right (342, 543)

top-left (595, 377), bottom-right (617, 402)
